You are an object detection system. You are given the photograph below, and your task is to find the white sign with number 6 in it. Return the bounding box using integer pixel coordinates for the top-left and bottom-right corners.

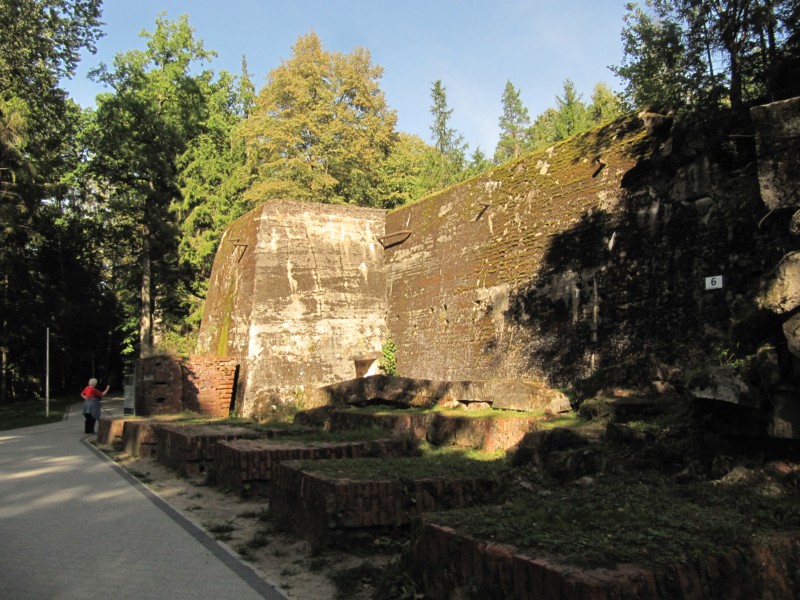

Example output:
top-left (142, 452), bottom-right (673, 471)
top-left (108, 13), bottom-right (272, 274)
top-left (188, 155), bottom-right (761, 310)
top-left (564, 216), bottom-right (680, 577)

top-left (705, 275), bottom-right (724, 290)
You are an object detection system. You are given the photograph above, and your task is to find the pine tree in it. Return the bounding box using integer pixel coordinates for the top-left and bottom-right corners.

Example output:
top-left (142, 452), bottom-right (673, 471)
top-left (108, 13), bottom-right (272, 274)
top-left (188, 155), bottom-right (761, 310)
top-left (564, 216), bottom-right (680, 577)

top-left (554, 79), bottom-right (591, 141)
top-left (495, 80), bottom-right (531, 163)
top-left (428, 80), bottom-right (467, 188)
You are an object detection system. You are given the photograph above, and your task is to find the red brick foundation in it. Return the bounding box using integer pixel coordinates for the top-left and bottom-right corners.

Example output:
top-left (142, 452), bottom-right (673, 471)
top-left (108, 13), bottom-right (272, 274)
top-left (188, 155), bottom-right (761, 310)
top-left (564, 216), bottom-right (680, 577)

top-left (121, 420), bottom-right (164, 458)
top-left (96, 417), bottom-right (126, 447)
top-left (212, 436), bottom-right (418, 496)
top-left (270, 460), bottom-right (497, 551)
top-left (405, 523), bottom-right (800, 600)
top-left (155, 424), bottom-right (266, 477)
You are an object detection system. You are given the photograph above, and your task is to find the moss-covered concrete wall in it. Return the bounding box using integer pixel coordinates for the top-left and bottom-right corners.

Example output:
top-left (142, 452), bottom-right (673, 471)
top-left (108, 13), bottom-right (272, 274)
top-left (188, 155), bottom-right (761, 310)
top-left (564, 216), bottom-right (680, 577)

top-left (385, 111), bottom-right (788, 396)
top-left (385, 119), bottom-right (647, 385)
top-left (198, 100), bottom-right (799, 419)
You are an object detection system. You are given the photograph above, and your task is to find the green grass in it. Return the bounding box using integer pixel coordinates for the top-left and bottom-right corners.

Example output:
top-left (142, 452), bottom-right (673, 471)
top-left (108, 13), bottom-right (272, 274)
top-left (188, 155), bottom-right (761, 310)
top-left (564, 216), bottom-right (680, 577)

top-left (427, 470), bottom-right (800, 569)
top-left (347, 404), bottom-right (547, 420)
top-left (0, 395), bottom-right (79, 431)
top-left (293, 446), bottom-right (510, 481)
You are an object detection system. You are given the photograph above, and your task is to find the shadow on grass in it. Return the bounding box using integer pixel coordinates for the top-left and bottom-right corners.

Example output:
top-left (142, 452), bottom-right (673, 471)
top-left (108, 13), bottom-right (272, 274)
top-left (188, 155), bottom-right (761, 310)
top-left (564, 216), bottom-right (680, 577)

top-left (0, 394), bottom-right (78, 431)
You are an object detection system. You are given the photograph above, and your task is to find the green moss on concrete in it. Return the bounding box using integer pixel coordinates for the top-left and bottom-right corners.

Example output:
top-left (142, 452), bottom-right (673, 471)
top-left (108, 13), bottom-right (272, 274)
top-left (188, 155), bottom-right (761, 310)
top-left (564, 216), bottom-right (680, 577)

top-left (217, 279), bottom-right (235, 356)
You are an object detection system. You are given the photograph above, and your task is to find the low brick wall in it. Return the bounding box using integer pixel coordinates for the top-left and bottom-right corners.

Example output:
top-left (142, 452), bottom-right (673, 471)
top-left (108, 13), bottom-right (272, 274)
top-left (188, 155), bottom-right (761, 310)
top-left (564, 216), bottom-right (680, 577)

top-left (270, 460), bottom-right (497, 550)
top-left (121, 421), bottom-right (164, 458)
top-left (136, 354), bottom-right (239, 417)
top-left (212, 436), bottom-right (418, 496)
top-left (329, 409), bottom-right (540, 451)
top-left (96, 417), bottom-right (127, 447)
top-left (405, 524), bottom-right (800, 600)
top-left (156, 425), bottom-right (267, 477)
top-left (181, 356), bottom-right (239, 417)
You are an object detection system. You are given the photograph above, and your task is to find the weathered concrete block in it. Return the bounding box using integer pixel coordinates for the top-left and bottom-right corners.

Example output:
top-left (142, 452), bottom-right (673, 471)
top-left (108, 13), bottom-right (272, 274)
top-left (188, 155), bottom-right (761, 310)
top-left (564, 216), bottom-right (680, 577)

top-left (752, 97), bottom-right (800, 211)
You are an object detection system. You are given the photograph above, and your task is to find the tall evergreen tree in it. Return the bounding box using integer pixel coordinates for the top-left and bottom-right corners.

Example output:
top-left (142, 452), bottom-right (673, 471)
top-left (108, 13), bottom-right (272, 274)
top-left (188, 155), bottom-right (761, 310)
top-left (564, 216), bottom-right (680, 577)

top-left (554, 79), bottom-right (591, 141)
top-left (428, 80), bottom-right (467, 188)
top-left (588, 82), bottom-right (625, 124)
top-left (0, 0), bottom-right (105, 400)
top-left (527, 107), bottom-right (560, 150)
top-left (174, 58), bottom-right (255, 335)
top-left (613, 0), bottom-right (800, 112)
top-left (495, 80), bottom-right (531, 163)
top-left (376, 133), bottom-right (438, 208)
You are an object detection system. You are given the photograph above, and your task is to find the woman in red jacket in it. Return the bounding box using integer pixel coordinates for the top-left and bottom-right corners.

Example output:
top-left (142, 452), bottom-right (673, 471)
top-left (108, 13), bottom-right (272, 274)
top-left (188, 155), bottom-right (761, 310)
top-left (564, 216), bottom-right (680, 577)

top-left (81, 378), bottom-right (110, 434)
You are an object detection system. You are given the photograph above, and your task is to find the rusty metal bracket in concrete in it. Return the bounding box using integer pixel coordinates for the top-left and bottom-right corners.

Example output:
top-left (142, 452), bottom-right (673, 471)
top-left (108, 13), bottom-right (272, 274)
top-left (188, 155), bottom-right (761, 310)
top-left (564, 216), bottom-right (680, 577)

top-left (227, 238), bottom-right (249, 262)
top-left (377, 229), bottom-right (412, 248)
top-left (475, 201), bottom-right (491, 220)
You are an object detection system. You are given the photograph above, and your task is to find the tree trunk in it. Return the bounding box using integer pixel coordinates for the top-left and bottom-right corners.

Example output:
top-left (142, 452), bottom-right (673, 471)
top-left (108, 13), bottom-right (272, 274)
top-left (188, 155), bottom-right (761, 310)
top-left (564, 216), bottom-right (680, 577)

top-left (139, 242), bottom-right (153, 357)
top-left (1, 271), bottom-right (7, 403)
top-left (729, 50), bottom-right (743, 111)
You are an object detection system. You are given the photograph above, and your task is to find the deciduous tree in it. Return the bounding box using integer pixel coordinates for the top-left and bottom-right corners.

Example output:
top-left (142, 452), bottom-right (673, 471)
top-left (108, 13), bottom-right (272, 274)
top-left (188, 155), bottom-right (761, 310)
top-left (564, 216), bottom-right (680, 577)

top-left (239, 32), bottom-right (397, 207)
top-left (87, 14), bottom-right (234, 357)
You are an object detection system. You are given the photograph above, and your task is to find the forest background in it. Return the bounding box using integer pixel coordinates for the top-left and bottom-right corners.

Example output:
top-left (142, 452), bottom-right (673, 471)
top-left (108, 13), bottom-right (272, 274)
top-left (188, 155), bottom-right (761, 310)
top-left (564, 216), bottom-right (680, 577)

top-left (1, 0), bottom-right (798, 403)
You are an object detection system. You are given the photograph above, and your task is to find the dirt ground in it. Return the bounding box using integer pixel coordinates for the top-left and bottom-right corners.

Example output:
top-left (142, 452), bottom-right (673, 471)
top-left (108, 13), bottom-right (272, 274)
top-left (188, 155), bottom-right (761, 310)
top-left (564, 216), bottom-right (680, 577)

top-left (107, 452), bottom-right (400, 600)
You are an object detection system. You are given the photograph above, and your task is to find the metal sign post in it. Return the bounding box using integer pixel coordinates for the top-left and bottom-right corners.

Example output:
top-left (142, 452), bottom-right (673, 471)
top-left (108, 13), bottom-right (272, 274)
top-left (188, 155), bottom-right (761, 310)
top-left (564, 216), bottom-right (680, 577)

top-left (45, 327), bottom-right (50, 418)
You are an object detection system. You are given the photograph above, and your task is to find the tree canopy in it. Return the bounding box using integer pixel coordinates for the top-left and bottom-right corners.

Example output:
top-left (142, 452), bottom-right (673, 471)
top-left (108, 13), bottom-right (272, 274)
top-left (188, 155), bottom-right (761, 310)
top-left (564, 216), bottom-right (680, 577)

top-left (2, 3), bottom-right (792, 404)
top-left (612, 0), bottom-right (800, 113)
top-left (0, 0), bottom-right (106, 402)
top-left (239, 32), bottom-right (398, 207)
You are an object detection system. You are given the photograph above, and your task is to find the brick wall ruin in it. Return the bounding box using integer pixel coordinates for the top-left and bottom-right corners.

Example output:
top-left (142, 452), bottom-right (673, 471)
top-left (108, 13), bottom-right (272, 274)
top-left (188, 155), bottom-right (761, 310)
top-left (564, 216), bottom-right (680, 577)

top-left (136, 355), bottom-right (238, 417)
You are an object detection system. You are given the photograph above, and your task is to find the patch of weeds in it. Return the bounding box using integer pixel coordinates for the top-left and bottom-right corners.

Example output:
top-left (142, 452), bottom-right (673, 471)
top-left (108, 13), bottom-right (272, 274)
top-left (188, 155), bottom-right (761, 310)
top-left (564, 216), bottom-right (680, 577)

top-left (294, 451), bottom-right (509, 481)
top-left (541, 411), bottom-right (585, 429)
top-left (372, 560), bottom-right (421, 600)
top-left (238, 509), bottom-right (264, 519)
top-left (428, 470), bottom-right (800, 569)
top-left (280, 566), bottom-right (300, 577)
top-left (307, 556), bottom-right (329, 572)
top-left (330, 560), bottom-right (383, 600)
top-left (205, 520), bottom-right (236, 541)
top-left (185, 505), bottom-right (203, 512)
top-left (246, 527), bottom-right (272, 550)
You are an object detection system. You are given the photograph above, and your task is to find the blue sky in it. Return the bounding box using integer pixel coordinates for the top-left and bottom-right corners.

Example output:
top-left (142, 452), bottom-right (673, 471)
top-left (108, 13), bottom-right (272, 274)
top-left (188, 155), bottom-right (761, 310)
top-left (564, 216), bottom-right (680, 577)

top-left (64, 0), bottom-right (630, 154)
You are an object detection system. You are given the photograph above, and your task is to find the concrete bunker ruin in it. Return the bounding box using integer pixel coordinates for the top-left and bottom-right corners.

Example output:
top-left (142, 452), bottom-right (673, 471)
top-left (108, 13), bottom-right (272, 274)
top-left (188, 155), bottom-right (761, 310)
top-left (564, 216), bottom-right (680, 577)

top-left (189, 101), bottom-right (800, 435)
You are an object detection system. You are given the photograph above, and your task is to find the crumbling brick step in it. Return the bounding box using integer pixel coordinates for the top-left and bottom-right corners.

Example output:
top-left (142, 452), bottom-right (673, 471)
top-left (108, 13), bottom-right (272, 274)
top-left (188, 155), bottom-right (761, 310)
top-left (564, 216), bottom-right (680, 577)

top-left (212, 436), bottom-right (418, 496)
top-left (269, 459), bottom-right (497, 551)
top-left (156, 425), bottom-right (268, 477)
top-left (405, 524), bottom-right (800, 600)
top-left (330, 409), bottom-right (542, 451)
top-left (427, 413), bottom-right (541, 451)
top-left (330, 409), bottom-right (433, 439)
top-left (120, 420), bottom-right (166, 458)
top-left (96, 417), bottom-right (128, 447)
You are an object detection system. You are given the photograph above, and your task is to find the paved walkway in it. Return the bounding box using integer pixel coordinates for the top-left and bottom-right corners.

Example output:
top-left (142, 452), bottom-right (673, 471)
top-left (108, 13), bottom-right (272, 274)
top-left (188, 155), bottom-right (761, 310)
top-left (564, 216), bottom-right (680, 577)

top-left (0, 397), bottom-right (287, 600)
